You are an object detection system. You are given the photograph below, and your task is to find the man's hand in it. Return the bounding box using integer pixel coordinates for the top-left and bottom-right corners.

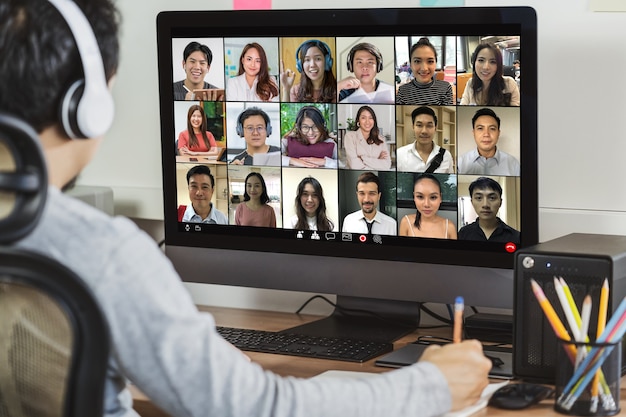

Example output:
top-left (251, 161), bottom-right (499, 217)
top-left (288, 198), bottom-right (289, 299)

top-left (420, 340), bottom-right (491, 411)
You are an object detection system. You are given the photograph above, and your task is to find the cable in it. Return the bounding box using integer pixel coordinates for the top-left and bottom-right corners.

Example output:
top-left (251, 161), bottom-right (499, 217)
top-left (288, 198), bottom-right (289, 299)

top-left (294, 295), bottom-right (418, 329)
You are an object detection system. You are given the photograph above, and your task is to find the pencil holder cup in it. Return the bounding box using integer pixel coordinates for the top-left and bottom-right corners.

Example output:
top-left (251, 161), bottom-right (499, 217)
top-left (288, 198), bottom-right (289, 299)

top-left (554, 338), bottom-right (621, 416)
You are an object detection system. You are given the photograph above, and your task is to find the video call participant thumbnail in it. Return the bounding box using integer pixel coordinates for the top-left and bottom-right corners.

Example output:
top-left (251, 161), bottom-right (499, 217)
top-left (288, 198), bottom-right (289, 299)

top-left (337, 42), bottom-right (394, 104)
top-left (343, 105), bottom-right (392, 171)
top-left (460, 42), bottom-right (520, 107)
top-left (178, 165), bottom-right (228, 224)
top-left (396, 37), bottom-right (453, 106)
top-left (458, 176), bottom-right (520, 243)
top-left (177, 104), bottom-right (219, 157)
top-left (230, 106), bottom-right (280, 166)
top-left (234, 172), bottom-right (277, 227)
top-left (396, 106), bottom-right (454, 174)
top-left (287, 176), bottom-right (335, 231)
top-left (226, 41), bottom-right (279, 102)
top-left (282, 105), bottom-right (338, 168)
top-left (173, 41), bottom-right (223, 101)
top-left (342, 171), bottom-right (397, 236)
top-left (457, 107), bottom-right (520, 176)
top-left (399, 173), bottom-right (457, 239)
top-left (280, 39), bottom-right (337, 103)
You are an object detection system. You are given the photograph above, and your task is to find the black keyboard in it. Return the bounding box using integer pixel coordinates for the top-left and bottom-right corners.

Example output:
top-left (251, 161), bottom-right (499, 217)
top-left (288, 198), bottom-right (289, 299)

top-left (216, 326), bottom-right (393, 363)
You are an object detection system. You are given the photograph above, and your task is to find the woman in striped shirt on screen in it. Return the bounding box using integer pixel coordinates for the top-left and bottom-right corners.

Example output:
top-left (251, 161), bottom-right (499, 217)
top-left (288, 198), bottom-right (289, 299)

top-left (396, 38), bottom-right (453, 106)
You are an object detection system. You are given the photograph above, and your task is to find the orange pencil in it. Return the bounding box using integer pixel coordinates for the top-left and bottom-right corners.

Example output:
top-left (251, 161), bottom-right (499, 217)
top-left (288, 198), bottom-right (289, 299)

top-left (530, 279), bottom-right (577, 361)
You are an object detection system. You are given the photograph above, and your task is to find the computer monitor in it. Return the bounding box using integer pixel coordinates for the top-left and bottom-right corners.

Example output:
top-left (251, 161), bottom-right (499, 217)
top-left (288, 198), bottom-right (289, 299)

top-left (157, 6), bottom-right (538, 342)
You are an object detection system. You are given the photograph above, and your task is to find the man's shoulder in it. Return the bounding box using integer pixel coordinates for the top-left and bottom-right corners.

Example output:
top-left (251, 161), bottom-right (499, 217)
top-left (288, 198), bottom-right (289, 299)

top-left (343, 210), bottom-right (362, 221)
top-left (376, 211), bottom-right (396, 224)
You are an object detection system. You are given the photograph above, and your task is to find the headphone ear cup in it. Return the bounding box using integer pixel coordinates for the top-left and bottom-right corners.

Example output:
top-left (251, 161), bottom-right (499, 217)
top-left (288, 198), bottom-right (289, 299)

top-left (60, 79), bottom-right (85, 139)
top-left (0, 113), bottom-right (48, 244)
top-left (265, 120), bottom-right (272, 137)
top-left (236, 118), bottom-right (243, 137)
top-left (325, 55), bottom-right (333, 73)
top-left (295, 46), bottom-right (303, 73)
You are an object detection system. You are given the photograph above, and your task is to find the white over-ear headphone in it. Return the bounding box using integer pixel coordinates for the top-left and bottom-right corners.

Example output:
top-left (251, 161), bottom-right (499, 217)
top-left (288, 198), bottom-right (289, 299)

top-left (48, 0), bottom-right (114, 139)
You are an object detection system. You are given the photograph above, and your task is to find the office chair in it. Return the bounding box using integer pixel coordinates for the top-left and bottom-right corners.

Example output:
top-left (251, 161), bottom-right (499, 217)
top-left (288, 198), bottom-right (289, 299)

top-left (0, 112), bottom-right (110, 417)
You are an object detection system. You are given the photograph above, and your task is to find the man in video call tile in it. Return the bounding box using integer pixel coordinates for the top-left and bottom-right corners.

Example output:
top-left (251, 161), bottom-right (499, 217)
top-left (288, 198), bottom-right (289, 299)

top-left (458, 177), bottom-right (520, 243)
top-left (396, 106), bottom-right (454, 173)
top-left (342, 171), bottom-right (397, 236)
top-left (173, 41), bottom-right (220, 101)
top-left (230, 107), bottom-right (280, 165)
top-left (178, 165), bottom-right (228, 224)
top-left (337, 42), bottom-right (395, 104)
top-left (457, 108), bottom-right (520, 176)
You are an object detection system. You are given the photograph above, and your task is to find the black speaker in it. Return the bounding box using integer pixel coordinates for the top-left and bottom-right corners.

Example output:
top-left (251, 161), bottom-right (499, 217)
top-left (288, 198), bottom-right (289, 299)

top-left (514, 233), bottom-right (626, 383)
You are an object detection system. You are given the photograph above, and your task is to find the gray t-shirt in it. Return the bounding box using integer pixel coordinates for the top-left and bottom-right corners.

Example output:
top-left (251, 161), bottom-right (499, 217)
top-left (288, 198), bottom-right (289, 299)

top-left (15, 186), bottom-right (451, 417)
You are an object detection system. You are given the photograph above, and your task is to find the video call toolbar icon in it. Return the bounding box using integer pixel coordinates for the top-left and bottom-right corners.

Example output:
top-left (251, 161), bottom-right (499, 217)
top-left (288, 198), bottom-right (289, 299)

top-left (342, 233), bottom-right (353, 242)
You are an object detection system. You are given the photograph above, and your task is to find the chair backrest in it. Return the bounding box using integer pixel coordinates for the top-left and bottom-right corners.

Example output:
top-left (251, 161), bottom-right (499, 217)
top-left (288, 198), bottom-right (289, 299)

top-left (0, 112), bottom-right (110, 417)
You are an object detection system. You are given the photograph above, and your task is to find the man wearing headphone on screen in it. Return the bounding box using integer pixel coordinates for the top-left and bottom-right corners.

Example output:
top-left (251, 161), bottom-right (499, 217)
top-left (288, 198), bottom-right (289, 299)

top-left (0, 1), bottom-right (490, 417)
top-left (337, 42), bottom-right (395, 104)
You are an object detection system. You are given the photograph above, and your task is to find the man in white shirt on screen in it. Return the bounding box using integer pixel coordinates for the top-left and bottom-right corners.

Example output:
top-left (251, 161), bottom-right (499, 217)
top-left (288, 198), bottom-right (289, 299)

top-left (342, 171), bottom-right (397, 236)
top-left (179, 165), bottom-right (228, 224)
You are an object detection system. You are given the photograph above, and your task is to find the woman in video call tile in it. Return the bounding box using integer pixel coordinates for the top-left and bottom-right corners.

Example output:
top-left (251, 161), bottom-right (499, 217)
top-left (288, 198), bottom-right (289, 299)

top-left (399, 174), bottom-right (457, 239)
top-left (460, 43), bottom-right (520, 106)
top-left (234, 172), bottom-right (277, 227)
top-left (226, 42), bottom-right (279, 102)
top-left (343, 105), bottom-right (391, 170)
top-left (177, 104), bottom-right (219, 157)
top-left (280, 39), bottom-right (337, 103)
top-left (230, 107), bottom-right (280, 165)
top-left (287, 177), bottom-right (334, 231)
top-left (396, 38), bottom-right (453, 106)
top-left (282, 106), bottom-right (338, 168)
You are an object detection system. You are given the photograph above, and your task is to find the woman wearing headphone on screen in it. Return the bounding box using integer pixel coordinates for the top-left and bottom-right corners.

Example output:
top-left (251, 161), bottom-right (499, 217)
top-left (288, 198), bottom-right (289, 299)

top-left (343, 105), bottom-right (391, 170)
top-left (460, 43), bottom-right (520, 106)
top-left (287, 177), bottom-right (335, 231)
top-left (226, 42), bottom-right (279, 102)
top-left (177, 104), bottom-right (219, 157)
top-left (399, 174), bottom-right (457, 239)
top-left (281, 106), bottom-right (338, 168)
top-left (280, 39), bottom-right (337, 103)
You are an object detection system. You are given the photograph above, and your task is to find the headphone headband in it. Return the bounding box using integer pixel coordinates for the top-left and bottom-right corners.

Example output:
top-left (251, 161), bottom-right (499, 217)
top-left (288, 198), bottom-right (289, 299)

top-left (48, 0), bottom-right (114, 139)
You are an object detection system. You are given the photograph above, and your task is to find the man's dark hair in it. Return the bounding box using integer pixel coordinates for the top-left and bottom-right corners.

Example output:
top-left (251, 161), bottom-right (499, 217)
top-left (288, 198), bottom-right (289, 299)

top-left (469, 176), bottom-right (502, 197)
top-left (0, 0), bottom-right (120, 133)
top-left (183, 41), bottom-right (213, 66)
top-left (356, 171), bottom-right (381, 193)
top-left (471, 108), bottom-right (501, 129)
top-left (411, 106), bottom-right (437, 126)
top-left (186, 165), bottom-right (214, 187)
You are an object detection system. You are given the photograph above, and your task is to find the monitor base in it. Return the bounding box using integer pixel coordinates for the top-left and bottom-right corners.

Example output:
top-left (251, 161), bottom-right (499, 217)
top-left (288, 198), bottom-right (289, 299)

top-left (282, 295), bottom-right (421, 343)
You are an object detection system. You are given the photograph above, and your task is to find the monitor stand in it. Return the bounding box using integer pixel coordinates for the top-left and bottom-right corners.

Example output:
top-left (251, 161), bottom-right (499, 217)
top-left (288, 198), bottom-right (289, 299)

top-left (281, 295), bottom-right (421, 343)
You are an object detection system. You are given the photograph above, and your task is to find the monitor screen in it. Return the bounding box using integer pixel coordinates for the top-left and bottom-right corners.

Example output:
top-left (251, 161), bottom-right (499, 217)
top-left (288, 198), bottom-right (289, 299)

top-left (157, 6), bottom-right (537, 341)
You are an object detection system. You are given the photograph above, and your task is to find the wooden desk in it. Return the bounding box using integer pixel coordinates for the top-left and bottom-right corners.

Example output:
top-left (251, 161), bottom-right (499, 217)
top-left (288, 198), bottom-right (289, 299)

top-left (131, 306), bottom-right (626, 417)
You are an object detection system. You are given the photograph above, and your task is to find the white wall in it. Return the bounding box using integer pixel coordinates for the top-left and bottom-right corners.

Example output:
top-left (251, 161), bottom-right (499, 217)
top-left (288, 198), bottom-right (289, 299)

top-left (79, 0), bottom-right (626, 315)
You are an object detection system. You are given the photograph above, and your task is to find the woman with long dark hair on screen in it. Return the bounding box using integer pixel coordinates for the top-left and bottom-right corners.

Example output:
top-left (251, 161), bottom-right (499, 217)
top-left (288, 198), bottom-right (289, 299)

top-left (281, 106), bottom-right (338, 168)
top-left (177, 104), bottom-right (219, 156)
top-left (399, 173), bottom-right (457, 239)
top-left (280, 39), bottom-right (337, 103)
top-left (343, 105), bottom-right (391, 170)
top-left (226, 42), bottom-right (279, 102)
top-left (234, 172), bottom-right (277, 227)
top-left (288, 176), bottom-right (334, 231)
top-left (460, 43), bottom-right (520, 106)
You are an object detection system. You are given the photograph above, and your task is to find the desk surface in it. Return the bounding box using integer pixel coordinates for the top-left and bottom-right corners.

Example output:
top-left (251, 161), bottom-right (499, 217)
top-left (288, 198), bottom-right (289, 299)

top-left (131, 305), bottom-right (626, 417)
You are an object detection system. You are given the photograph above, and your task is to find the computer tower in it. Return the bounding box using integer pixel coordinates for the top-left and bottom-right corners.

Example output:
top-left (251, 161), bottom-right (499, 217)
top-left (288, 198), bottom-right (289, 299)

top-left (514, 233), bottom-right (626, 383)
